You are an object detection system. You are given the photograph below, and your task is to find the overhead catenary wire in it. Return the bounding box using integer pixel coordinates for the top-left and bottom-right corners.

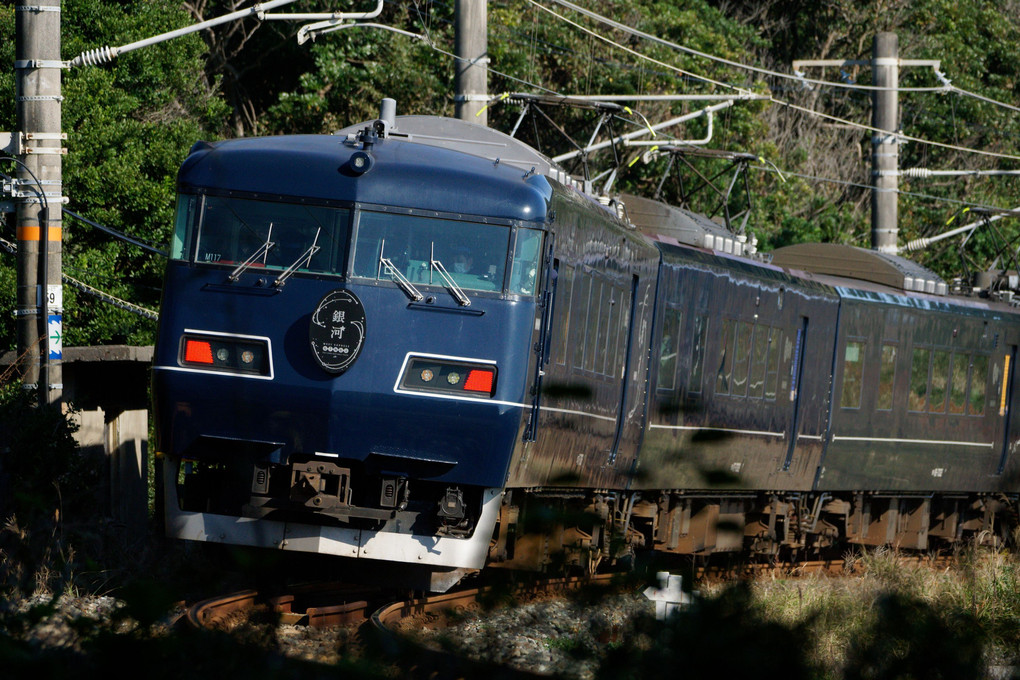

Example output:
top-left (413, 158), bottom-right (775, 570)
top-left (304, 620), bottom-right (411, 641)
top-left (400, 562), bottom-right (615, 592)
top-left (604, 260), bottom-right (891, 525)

top-left (546, 0), bottom-right (1020, 118)
top-left (525, 0), bottom-right (1020, 163)
top-left (543, 0), bottom-right (947, 93)
top-left (62, 208), bottom-right (167, 256)
top-left (750, 163), bottom-right (1018, 212)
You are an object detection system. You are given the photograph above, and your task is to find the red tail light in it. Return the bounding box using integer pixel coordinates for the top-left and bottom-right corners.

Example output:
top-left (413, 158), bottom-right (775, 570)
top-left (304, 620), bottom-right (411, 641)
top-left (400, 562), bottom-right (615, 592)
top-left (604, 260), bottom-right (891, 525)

top-left (184, 339), bottom-right (214, 364)
top-left (400, 357), bottom-right (497, 399)
top-left (463, 369), bottom-right (494, 393)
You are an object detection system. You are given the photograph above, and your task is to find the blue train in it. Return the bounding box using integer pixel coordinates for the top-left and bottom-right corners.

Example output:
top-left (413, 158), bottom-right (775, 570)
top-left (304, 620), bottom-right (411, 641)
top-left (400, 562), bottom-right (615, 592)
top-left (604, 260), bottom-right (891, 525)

top-left (153, 100), bottom-right (1020, 590)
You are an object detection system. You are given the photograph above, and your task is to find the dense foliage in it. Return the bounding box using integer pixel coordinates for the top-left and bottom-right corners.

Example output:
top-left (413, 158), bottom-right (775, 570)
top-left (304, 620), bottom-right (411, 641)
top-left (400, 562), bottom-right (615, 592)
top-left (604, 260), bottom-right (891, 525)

top-left (2, 0), bottom-right (1020, 349)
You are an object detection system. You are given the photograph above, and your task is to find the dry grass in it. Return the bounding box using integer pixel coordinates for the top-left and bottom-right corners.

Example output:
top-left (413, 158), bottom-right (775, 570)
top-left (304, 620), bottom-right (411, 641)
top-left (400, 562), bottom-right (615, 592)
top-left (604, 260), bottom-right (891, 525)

top-left (702, 547), bottom-right (1020, 677)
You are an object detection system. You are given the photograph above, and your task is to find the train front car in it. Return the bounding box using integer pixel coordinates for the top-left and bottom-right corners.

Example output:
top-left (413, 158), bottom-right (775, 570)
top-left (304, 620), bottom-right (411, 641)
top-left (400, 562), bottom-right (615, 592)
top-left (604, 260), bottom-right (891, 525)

top-left (152, 121), bottom-right (552, 589)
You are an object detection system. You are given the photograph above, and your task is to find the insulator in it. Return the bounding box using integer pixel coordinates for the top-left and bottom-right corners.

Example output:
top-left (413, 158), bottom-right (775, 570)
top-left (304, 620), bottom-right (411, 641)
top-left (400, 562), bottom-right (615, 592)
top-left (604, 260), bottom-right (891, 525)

top-left (70, 46), bottom-right (117, 68)
top-left (903, 238), bottom-right (929, 252)
top-left (902, 167), bottom-right (933, 178)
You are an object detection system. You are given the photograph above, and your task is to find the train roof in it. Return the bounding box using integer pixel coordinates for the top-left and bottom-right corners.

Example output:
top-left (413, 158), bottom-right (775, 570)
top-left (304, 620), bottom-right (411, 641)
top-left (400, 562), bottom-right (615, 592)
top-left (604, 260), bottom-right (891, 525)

top-left (622, 192), bottom-right (754, 258)
top-left (771, 243), bottom-right (949, 296)
top-left (658, 235), bottom-right (1015, 317)
top-left (177, 133), bottom-right (553, 224)
top-left (334, 114), bottom-right (580, 190)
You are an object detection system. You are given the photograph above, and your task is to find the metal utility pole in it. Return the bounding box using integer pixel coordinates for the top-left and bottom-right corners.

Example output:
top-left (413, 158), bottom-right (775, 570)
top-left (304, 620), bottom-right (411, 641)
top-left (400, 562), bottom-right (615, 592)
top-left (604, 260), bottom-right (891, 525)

top-left (14, 3), bottom-right (64, 405)
top-left (454, 0), bottom-right (488, 126)
top-left (793, 33), bottom-right (939, 254)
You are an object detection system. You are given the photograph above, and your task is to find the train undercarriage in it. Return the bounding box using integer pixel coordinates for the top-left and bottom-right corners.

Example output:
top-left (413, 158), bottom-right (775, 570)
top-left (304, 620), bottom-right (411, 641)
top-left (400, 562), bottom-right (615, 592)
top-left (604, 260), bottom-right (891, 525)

top-left (167, 455), bottom-right (1018, 583)
top-left (489, 489), bottom-right (1020, 572)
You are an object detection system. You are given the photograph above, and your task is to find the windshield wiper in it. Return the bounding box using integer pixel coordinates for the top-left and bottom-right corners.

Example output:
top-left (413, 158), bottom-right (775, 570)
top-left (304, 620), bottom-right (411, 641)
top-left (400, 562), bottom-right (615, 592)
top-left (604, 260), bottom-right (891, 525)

top-left (431, 257), bottom-right (471, 306)
top-left (274, 228), bottom-right (321, 287)
top-left (228, 226), bottom-right (276, 282)
top-left (380, 257), bottom-right (424, 302)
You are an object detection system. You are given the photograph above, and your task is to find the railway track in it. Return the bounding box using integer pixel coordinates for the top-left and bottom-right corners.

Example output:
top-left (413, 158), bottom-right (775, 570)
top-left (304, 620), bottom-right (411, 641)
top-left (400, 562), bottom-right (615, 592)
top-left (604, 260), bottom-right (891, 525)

top-left (182, 554), bottom-right (959, 676)
top-left (185, 582), bottom-right (378, 630)
top-left (184, 574), bottom-right (621, 678)
top-left (185, 574), bottom-right (616, 631)
top-left (184, 553), bottom-right (956, 630)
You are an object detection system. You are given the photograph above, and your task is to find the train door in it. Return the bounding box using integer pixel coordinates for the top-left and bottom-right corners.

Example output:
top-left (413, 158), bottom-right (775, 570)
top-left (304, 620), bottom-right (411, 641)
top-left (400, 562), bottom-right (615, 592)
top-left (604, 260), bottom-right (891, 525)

top-left (782, 317), bottom-right (809, 471)
top-left (609, 274), bottom-right (640, 463)
top-left (996, 344), bottom-right (1017, 475)
top-left (523, 234), bottom-right (555, 442)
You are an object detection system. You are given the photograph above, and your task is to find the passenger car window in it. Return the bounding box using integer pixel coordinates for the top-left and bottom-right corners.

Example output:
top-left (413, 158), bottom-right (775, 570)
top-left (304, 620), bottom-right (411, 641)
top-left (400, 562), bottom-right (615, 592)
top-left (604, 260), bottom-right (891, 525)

top-left (657, 308), bottom-right (682, 391)
top-left (748, 327), bottom-right (768, 399)
top-left (716, 319), bottom-right (734, 395)
top-left (929, 350), bottom-right (950, 413)
top-left (948, 353), bottom-right (968, 415)
top-left (840, 340), bottom-right (866, 409)
top-left (877, 344), bottom-right (897, 410)
top-left (970, 355), bottom-right (988, 415)
top-left (689, 315), bottom-right (709, 394)
top-left (555, 264), bottom-right (574, 366)
top-left (909, 348), bottom-right (931, 412)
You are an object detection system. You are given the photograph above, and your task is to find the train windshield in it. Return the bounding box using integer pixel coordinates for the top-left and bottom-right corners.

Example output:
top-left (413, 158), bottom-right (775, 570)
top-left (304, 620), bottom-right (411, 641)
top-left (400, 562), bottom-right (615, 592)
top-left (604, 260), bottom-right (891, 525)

top-left (352, 211), bottom-right (542, 295)
top-left (172, 194), bottom-right (349, 275)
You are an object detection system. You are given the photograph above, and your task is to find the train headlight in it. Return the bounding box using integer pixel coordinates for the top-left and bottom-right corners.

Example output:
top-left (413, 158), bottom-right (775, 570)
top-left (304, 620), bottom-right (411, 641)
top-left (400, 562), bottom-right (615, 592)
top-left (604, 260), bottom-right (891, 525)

top-left (399, 356), bottom-right (497, 399)
top-left (179, 333), bottom-right (271, 377)
top-left (348, 151), bottom-right (374, 175)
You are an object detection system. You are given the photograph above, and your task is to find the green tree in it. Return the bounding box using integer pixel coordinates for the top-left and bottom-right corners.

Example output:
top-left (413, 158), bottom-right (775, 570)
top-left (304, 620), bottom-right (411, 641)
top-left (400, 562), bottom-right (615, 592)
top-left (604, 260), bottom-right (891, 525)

top-left (265, 1), bottom-right (456, 133)
top-left (0, 0), bottom-right (229, 351)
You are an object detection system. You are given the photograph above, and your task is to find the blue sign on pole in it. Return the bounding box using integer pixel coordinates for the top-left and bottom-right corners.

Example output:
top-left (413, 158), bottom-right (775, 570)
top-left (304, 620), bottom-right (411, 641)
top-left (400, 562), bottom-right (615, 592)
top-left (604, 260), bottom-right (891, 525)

top-left (48, 314), bottom-right (62, 360)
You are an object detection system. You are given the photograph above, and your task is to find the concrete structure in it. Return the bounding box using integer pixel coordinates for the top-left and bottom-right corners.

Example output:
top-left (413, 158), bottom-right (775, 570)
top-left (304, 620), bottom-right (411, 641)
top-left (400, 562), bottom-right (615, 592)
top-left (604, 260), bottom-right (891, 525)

top-left (1, 345), bottom-right (151, 534)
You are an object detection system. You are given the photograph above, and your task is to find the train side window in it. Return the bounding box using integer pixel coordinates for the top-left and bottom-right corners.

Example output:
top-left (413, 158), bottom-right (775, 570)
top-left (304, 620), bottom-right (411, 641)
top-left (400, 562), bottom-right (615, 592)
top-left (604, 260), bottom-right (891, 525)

top-left (765, 328), bottom-right (781, 401)
top-left (657, 308), bottom-right (682, 392)
top-left (690, 315), bottom-right (709, 394)
top-left (877, 343), bottom-right (897, 410)
top-left (571, 274), bottom-right (591, 371)
top-left (970, 354), bottom-right (989, 416)
top-left (596, 287), bottom-right (614, 376)
top-left (604, 288), bottom-right (620, 377)
top-left (172, 194), bottom-right (199, 260)
top-left (748, 326), bottom-right (768, 399)
top-left (929, 350), bottom-right (950, 413)
top-left (948, 353), bottom-right (968, 415)
top-left (716, 319), bottom-right (734, 395)
top-left (583, 279), bottom-right (603, 373)
top-left (840, 340), bottom-right (866, 409)
top-left (909, 347), bottom-right (931, 412)
top-left (731, 321), bottom-right (752, 397)
top-left (613, 289), bottom-right (632, 380)
top-left (510, 228), bottom-right (544, 295)
top-left (555, 264), bottom-right (574, 366)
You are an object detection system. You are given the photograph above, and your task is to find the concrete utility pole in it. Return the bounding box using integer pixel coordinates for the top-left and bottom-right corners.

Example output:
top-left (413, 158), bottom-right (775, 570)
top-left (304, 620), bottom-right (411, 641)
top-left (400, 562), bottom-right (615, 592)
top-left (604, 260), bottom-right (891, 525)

top-left (454, 0), bottom-right (488, 126)
top-left (793, 33), bottom-right (939, 254)
top-left (871, 33), bottom-right (898, 253)
top-left (15, 3), bottom-right (64, 405)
